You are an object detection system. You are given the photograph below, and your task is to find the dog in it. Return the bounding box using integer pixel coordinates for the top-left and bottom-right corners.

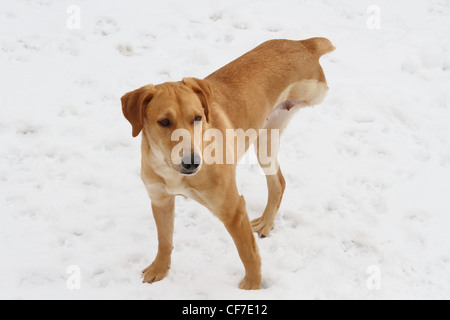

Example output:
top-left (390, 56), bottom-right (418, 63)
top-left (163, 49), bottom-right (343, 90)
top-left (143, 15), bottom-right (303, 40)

top-left (121, 38), bottom-right (334, 290)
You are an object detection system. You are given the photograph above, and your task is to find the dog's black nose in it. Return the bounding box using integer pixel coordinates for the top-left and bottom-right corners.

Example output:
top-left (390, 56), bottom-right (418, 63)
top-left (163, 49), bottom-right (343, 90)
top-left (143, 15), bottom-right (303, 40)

top-left (181, 154), bottom-right (201, 173)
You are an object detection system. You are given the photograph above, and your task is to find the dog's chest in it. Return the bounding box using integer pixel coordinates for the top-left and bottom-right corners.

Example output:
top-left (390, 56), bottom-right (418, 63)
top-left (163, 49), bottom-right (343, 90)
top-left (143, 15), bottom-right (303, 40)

top-left (145, 178), bottom-right (196, 199)
top-left (166, 184), bottom-right (193, 197)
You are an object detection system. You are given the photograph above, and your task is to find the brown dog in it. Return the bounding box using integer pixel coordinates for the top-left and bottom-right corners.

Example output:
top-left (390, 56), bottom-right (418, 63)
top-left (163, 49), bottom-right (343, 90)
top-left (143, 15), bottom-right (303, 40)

top-left (121, 38), bottom-right (334, 290)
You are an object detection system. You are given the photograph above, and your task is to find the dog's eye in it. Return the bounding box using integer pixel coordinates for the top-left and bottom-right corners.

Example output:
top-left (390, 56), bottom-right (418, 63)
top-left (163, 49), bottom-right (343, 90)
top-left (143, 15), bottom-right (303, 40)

top-left (158, 119), bottom-right (170, 127)
top-left (194, 116), bottom-right (202, 122)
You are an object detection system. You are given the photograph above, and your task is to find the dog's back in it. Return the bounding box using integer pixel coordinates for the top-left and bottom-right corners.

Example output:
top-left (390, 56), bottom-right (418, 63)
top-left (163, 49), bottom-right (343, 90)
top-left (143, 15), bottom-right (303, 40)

top-left (207, 38), bottom-right (334, 87)
top-left (206, 38), bottom-right (335, 134)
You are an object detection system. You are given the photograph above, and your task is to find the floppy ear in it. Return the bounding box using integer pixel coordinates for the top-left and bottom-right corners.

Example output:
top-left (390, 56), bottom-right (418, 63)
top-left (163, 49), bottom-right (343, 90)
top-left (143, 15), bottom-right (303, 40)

top-left (121, 84), bottom-right (155, 137)
top-left (182, 78), bottom-right (213, 123)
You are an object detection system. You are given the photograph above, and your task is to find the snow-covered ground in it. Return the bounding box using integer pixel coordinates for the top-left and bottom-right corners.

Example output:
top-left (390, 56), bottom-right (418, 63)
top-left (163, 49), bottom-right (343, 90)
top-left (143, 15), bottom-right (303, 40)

top-left (1, 0), bottom-right (450, 300)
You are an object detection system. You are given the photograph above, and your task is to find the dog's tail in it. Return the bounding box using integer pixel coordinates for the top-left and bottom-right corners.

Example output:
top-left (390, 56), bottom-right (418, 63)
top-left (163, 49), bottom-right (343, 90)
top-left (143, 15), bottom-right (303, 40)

top-left (301, 37), bottom-right (336, 58)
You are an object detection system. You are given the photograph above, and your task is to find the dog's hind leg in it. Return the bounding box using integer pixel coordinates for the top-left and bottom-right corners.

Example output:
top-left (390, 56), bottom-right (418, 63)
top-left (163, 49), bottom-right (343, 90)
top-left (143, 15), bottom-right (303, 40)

top-left (251, 100), bottom-right (304, 237)
top-left (251, 153), bottom-right (286, 238)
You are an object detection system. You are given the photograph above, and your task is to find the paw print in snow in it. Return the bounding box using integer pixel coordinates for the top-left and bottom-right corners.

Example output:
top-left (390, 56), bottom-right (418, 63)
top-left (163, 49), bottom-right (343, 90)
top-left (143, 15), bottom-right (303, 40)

top-left (94, 17), bottom-right (120, 36)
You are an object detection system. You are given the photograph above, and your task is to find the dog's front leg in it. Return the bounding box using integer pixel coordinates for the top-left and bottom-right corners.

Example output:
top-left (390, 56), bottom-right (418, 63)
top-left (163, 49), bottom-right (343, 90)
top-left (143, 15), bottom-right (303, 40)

top-left (142, 194), bottom-right (175, 284)
top-left (216, 194), bottom-right (262, 290)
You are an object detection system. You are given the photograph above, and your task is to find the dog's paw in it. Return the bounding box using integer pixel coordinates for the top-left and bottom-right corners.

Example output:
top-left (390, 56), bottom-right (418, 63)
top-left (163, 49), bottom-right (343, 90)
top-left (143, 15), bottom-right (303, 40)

top-left (251, 217), bottom-right (274, 238)
top-left (142, 261), bottom-right (170, 284)
top-left (239, 275), bottom-right (262, 290)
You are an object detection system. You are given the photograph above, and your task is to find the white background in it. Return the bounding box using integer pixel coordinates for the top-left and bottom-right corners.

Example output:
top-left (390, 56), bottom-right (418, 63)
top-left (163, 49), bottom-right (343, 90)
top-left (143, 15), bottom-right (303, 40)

top-left (1, 0), bottom-right (450, 299)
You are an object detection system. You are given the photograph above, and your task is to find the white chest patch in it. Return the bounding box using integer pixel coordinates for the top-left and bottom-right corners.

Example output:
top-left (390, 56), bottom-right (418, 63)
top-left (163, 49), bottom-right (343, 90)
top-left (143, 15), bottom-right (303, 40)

top-left (145, 181), bottom-right (193, 198)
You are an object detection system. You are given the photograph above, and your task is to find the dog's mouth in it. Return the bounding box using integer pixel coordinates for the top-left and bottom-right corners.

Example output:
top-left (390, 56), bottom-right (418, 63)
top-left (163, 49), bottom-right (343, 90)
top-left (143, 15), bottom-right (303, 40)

top-left (178, 153), bottom-right (202, 176)
top-left (176, 163), bottom-right (202, 176)
top-left (179, 168), bottom-right (200, 176)
top-left (167, 153), bottom-right (202, 176)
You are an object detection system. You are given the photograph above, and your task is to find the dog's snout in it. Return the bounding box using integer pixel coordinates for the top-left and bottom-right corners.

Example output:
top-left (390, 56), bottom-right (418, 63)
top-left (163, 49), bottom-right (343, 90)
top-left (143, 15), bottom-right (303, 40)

top-left (181, 153), bottom-right (202, 174)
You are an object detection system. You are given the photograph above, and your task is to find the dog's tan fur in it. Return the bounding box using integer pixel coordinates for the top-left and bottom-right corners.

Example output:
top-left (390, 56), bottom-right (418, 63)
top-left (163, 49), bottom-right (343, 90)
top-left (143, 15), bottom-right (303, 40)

top-left (121, 38), bottom-right (334, 290)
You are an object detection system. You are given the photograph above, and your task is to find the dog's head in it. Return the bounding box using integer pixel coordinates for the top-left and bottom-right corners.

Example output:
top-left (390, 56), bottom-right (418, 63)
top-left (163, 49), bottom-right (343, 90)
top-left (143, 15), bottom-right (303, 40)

top-left (121, 78), bottom-right (212, 176)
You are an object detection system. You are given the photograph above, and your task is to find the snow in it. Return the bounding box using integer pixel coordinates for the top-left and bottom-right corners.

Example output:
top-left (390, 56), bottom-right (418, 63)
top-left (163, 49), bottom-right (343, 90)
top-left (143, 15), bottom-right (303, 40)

top-left (1, 0), bottom-right (450, 300)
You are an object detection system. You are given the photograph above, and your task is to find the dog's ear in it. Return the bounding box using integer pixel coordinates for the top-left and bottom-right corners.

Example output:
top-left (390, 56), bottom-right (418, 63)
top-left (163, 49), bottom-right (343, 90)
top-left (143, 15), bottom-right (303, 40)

top-left (121, 84), bottom-right (155, 137)
top-left (182, 78), bottom-right (213, 123)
